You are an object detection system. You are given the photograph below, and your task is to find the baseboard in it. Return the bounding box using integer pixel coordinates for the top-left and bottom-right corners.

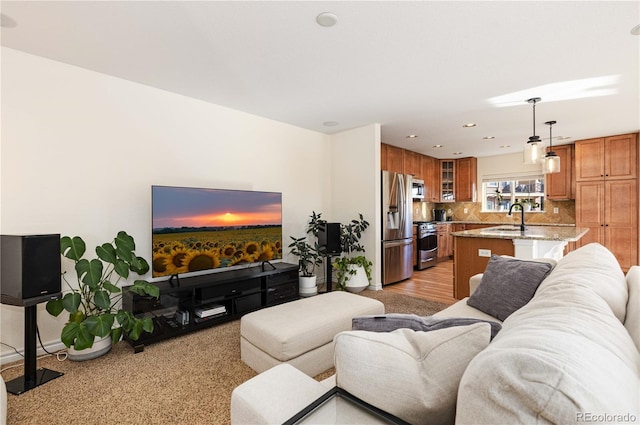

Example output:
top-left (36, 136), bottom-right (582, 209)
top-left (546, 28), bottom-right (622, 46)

top-left (1, 341), bottom-right (67, 366)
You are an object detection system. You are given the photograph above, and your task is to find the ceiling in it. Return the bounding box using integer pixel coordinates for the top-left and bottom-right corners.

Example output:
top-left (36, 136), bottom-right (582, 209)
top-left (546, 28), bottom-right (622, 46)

top-left (1, 1), bottom-right (639, 159)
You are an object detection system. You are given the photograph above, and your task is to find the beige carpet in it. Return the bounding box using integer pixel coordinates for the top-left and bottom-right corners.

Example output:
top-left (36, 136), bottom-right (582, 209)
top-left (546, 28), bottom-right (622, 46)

top-left (1, 290), bottom-right (448, 425)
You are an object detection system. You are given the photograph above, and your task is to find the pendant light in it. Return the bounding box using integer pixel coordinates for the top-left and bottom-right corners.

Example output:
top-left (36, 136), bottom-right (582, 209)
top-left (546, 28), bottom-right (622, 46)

top-left (523, 97), bottom-right (542, 164)
top-left (543, 120), bottom-right (561, 174)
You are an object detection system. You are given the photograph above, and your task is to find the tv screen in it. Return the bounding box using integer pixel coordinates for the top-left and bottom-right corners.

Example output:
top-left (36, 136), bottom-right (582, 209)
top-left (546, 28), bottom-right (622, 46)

top-left (151, 185), bottom-right (283, 278)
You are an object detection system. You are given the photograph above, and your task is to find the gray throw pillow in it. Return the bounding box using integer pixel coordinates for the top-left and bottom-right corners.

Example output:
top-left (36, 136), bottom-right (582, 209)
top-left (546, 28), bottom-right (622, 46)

top-left (467, 255), bottom-right (553, 321)
top-left (352, 313), bottom-right (502, 340)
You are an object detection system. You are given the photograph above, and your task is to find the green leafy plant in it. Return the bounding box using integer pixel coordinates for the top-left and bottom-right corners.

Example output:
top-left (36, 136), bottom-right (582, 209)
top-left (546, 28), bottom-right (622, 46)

top-left (339, 214), bottom-right (370, 255)
top-left (46, 231), bottom-right (159, 350)
top-left (287, 236), bottom-right (322, 277)
top-left (332, 255), bottom-right (372, 290)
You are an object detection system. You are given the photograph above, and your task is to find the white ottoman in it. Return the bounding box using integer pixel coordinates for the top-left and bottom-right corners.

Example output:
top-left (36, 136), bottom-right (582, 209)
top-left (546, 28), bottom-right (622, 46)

top-left (240, 291), bottom-right (384, 377)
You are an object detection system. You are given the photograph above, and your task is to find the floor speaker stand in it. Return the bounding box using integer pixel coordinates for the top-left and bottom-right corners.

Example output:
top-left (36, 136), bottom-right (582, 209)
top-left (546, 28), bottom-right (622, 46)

top-left (5, 304), bottom-right (63, 395)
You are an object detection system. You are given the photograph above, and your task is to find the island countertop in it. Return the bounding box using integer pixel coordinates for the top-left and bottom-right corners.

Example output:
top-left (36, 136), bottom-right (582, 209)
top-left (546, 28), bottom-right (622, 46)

top-left (451, 225), bottom-right (589, 242)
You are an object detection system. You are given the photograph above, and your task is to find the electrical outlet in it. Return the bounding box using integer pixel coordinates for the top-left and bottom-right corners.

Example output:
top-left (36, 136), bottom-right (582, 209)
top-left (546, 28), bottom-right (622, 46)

top-left (478, 249), bottom-right (491, 257)
top-left (553, 207), bottom-right (559, 214)
top-left (463, 208), bottom-right (468, 214)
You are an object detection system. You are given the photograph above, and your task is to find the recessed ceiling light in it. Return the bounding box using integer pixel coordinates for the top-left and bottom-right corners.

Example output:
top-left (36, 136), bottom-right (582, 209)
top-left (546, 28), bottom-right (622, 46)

top-left (316, 12), bottom-right (338, 27)
top-left (557, 136), bottom-right (572, 141)
top-left (631, 24), bottom-right (640, 35)
top-left (433, 144), bottom-right (443, 148)
top-left (453, 152), bottom-right (463, 155)
top-left (500, 145), bottom-right (511, 148)
top-left (483, 136), bottom-right (495, 140)
top-left (462, 123), bottom-right (477, 128)
top-left (323, 121), bottom-right (339, 127)
top-left (406, 134), bottom-right (418, 139)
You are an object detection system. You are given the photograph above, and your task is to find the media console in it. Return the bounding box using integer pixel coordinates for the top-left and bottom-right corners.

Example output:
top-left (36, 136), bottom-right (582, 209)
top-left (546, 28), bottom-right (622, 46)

top-left (122, 262), bottom-right (299, 351)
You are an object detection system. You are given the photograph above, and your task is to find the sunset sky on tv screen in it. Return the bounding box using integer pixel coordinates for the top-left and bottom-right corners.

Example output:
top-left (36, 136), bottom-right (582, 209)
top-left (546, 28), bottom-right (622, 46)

top-left (152, 186), bottom-right (282, 229)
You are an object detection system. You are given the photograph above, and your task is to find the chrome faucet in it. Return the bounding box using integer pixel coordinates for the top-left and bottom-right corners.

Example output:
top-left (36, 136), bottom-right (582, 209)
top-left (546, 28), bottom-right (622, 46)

top-left (508, 202), bottom-right (526, 232)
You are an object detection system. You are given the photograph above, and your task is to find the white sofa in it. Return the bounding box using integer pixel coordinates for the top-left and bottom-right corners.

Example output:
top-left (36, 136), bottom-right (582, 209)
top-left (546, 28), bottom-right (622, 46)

top-left (231, 243), bottom-right (640, 424)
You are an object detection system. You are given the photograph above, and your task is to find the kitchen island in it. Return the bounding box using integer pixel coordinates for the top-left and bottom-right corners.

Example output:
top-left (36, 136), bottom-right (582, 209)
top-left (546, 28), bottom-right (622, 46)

top-left (451, 225), bottom-right (589, 299)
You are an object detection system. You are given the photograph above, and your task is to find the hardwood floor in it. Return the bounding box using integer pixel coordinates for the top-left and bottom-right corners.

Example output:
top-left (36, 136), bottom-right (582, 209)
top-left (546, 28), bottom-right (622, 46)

top-left (384, 259), bottom-right (457, 305)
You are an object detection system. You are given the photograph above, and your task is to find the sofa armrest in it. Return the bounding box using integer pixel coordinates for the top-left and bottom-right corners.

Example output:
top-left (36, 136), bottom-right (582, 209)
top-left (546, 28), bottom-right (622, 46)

top-left (469, 274), bottom-right (483, 295)
top-left (231, 364), bottom-right (327, 424)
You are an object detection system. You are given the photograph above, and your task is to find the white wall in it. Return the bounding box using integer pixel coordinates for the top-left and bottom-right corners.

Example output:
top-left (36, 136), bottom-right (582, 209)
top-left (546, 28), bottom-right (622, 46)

top-left (329, 124), bottom-right (381, 289)
top-left (1, 47), bottom-right (356, 361)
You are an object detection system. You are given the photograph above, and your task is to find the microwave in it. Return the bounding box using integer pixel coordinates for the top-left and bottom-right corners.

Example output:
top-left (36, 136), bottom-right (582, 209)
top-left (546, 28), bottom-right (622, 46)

top-left (411, 179), bottom-right (425, 200)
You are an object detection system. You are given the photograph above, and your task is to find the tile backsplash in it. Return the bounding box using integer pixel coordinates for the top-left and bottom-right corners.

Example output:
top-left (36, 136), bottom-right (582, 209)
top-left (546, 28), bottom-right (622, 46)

top-left (413, 200), bottom-right (575, 225)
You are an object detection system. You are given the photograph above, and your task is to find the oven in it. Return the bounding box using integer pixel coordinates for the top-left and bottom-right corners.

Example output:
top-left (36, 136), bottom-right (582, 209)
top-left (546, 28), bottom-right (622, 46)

top-left (416, 222), bottom-right (437, 270)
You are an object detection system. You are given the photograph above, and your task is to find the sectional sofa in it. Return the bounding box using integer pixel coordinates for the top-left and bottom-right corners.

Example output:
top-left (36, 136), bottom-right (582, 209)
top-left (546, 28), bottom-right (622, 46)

top-left (231, 243), bottom-right (639, 424)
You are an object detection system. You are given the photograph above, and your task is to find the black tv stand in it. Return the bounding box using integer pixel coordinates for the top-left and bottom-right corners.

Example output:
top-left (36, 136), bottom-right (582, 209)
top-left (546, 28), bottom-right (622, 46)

top-left (122, 262), bottom-right (299, 351)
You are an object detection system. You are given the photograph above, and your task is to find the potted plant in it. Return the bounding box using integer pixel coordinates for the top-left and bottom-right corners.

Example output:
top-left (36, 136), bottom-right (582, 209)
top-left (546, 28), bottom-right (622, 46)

top-left (332, 213), bottom-right (371, 292)
top-left (46, 231), bottom-right (159, 360)
top-left (287, 235), bottom-right (322, 297)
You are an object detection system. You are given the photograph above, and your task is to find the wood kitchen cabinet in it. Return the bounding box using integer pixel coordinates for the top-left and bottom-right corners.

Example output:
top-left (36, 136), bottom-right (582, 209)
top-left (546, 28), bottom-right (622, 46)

top-left (381, 143), bottom-right (404, 173)
top-left (575, 132), bottom-right (638, 271)
top-left (576, 179), bottom-right (638, 270)
top-left (422, 155), bottom-right (440, 202)
top-left (439, 160), bottom-right (455, 202)
top-left (575, 133), bottom-right (637, 181)
top-left (455, 157), bottom-right (477, 202)
top-left (545, 144), bottom-right (574, 200)
top-left (403, 150), bottom-right (422, 179)
top-left (436, 223), bottom-right (452, 260)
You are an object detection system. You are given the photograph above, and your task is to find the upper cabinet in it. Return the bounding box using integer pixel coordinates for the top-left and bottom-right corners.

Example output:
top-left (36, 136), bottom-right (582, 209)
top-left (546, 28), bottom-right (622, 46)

top-left (439, 157), bottom-right (477, 202)
top-left (422, 155), bottom-right (440, 202)
top-left (403, 150), bottom-right (423, 180)
top-left (575, 133), bottom-right (637, 181)
top-left (381, 143), bottom-right (404, 174)
top-left (440, 160), bottom-right (455, 202)
top-left (381, 143), bottom-right (477, 203)
top-left (455, 157), bottom-right (477, 202)
top-left (545, 144), bottom-right (575, 200)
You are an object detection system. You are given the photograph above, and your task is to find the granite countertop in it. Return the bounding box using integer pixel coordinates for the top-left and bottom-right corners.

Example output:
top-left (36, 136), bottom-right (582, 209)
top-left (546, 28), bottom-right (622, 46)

top-left (432, 221), bottom-right (576, 227)
top-left (450, 225), bottom-right (589, 242)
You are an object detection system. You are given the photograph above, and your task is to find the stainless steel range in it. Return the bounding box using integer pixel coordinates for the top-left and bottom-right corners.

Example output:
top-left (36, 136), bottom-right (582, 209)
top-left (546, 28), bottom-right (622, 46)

top-left (416, 222), bottom-right (437, 270)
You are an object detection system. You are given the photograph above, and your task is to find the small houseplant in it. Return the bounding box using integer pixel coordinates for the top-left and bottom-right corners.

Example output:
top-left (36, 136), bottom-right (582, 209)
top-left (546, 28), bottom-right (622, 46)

top-left (46, 231), bottom-right (159, 359)
top-left (287, 235), bottom-right (322, 296)
top-left (332, 213), bottom-right (371, 292)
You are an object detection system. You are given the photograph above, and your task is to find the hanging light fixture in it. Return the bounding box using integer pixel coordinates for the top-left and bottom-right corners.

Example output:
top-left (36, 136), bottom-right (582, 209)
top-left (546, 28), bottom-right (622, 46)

top-left (543, 120), bottom-right (561, 174)
top-left (523, 97), bottom-right (542, 164)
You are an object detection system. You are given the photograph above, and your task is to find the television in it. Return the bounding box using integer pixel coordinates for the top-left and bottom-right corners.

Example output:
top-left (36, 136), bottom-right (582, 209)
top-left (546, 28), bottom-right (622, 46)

top-left (151, 185), bottom-right (283, 278)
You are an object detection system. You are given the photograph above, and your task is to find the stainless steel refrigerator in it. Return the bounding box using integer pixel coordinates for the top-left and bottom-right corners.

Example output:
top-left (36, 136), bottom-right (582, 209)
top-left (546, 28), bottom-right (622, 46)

top-left (381, 170), bottom-right (414, 285)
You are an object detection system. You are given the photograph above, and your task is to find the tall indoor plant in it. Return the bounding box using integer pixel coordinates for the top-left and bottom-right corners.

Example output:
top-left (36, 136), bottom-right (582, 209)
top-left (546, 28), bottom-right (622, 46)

top-left (46, 231), bottom-right (159, 359)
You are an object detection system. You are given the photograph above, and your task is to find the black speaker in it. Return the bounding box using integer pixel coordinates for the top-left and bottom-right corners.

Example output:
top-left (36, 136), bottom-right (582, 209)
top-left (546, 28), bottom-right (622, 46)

top-left (318, 223), bottom-right (341, 255)
top-left (1, 234), bottom-right (61, 306)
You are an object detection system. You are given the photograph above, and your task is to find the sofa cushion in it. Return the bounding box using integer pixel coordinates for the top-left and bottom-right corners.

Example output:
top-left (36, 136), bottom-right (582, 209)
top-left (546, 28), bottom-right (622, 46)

top-left (352, 313), bottom-right (502, 340)
top-left (467, 255), bottom-right (553, 321)
top-left (334, 323), bottom-right (491, 425)
top-left (456, 277), bottom-right (640, 424)
top-left (625, 266), bottom-right (640, 351)
top-left (536, 243), bottom-right (628, 323)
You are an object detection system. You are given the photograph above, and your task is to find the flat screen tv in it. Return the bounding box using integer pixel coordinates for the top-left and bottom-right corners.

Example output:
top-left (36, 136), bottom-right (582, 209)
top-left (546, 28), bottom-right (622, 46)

top-left (151, 185), bottom-right (282, 278)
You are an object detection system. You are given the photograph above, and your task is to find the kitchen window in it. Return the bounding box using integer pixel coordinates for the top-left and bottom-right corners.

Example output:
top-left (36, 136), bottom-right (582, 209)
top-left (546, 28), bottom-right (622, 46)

top-left (481, 173), bottom-right (545, 212)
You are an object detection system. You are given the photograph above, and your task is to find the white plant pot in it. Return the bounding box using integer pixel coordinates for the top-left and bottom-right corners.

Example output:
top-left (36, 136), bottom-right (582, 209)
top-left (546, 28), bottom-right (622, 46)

top-left (299, 275), bottom-right (318, 297)
top-left (68, 335), bottom-right (113, 361)
top-left (344, 265), bottom-right (368, 293)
